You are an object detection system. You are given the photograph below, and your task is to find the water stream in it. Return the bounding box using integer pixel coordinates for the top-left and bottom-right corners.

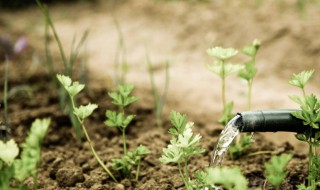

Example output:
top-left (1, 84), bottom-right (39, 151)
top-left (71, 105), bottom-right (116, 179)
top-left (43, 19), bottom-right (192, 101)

top-left (210, 115), bottom-right (241, 166)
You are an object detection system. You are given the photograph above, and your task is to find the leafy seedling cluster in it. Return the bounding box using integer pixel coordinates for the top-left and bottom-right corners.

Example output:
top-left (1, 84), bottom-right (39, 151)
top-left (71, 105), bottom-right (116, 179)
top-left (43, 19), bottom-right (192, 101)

top-left (264, 153), bottom-right (293, 190)
top-left (289, 70), bottom-right (320, 189)
top-left (160, 111), bottom-right (249, 190)
top-left (58, 74), bottom-right (149, 182)
top-left (207, 40), bottom-right (260, 160)
top-left (0, 118), bottom-right (50, 190)
top-left (105, 84), bottom-right (149, 180)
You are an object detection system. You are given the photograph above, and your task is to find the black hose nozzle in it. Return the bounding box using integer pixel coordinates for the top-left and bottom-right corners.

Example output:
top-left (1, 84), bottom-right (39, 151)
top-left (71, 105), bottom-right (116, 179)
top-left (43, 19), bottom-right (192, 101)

top-left (235, 110), bottom-right (315, 134)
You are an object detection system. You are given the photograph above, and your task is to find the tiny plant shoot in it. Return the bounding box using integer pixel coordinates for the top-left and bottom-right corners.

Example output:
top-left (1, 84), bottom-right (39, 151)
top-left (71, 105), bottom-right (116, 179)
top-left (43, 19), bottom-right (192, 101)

top-left (146, 52), bottom-right (170, 128)
top-left (264, 153), bottom-right (293, 190)
top-left (57, 74), bottom-right (117, 182)
top-left (0, 118), bottom-right (50, 190)
top-left (289, 70), bottom-right (320, 189)
top-left (206, 46), bottom-right (243, 125)
top-left (195, 167), bottom-right (248, 190)
top-left (36, 0), bottom-right (89, 141)
top-left (105, 84), bottom-right (149, 180)
top-left (160, 111), bottom-right (205, 189)
top-left (229, 39), bottom-right (261, 160)
top-left (105, 84), bottom-right (139, 155)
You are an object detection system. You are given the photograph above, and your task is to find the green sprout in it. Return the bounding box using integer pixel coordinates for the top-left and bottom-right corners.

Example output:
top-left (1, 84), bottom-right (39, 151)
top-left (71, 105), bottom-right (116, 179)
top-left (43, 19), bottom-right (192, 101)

top-left (105, 84), bottom-right (148, 180)
top-left (229, 39), bottom-right (261, 160)
top-left (195, 167), bottom-right (248, 190)
top-left (289, 70), bottom-right (320, 189)
top-left (207, 46), bottom-right (243, 125)
top-left (0, 118), bottom-right (50, 190)
top-left (146, 52), bottom-right (170, 128)
top-left (160, 111), bottom-right (205, 189)
top-left (238, 39), bottom-right (260, 111)
top-left (264, 154), bottom-right (293, 190)
top-left (105, 84), bottom-right (139, 155)
top-left (57, 74), bottom-right (117, 182)
top-left (36, 0), bottom-right (89, 141)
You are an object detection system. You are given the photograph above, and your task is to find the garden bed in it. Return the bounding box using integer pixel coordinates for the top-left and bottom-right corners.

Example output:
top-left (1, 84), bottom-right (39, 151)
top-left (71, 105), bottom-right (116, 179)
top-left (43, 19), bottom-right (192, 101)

top-left (1, 0), bottom-right (320, 189)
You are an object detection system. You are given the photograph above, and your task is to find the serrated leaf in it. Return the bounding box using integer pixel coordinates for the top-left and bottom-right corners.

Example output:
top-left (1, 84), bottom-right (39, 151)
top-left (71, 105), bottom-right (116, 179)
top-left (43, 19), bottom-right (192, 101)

top-left (238, 60), bottom-right (257, 81)
top-left (224, 63), bottom-right (244, 77)
top-left (169, 110), bottom-right (187, 135)
top-left (264, 154), bottom-right (292, 190)
top-left (206, 47), bottom-right (238, 61)
top-left (198, 167), bottom-right (248, 190)
top-left (0, 139), bottom-right (19, 166)
top-left (56, 74), bottom-right (72, 87)
top-left (289, 70), bottom-right (314, 89)
top-left (74, 103), bottom-right (98, 121)
top-left (57, 74), bottom-right (85, 97)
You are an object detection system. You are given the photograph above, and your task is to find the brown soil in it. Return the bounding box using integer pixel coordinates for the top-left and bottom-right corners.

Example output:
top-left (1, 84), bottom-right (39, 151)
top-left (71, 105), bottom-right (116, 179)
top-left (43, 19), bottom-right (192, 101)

top-left (1, 0), bottom-right (320, 189)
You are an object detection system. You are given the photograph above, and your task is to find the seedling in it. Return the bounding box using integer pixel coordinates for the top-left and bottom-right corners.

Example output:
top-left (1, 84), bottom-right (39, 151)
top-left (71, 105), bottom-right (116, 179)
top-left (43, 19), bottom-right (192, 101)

top-left (36, 0), bottom-right (89, 141)
top-left (57, 74), bottom-right (117, 182)
top-left (264, 153), bottom-right (293, 190)
top-left (105, 84), bottom-right (139, 155)
top-left (229, 39), bottom-right (261, 160)
top-left (289, 70), bottom-right (320, 189)
top-left (0, 118), bottom-right (50, 190)
top-left (206, 46), bottom-right (243, 125)
top-left (105, 84), bottom-right (149, 180)
top-left (195, 166), bottom-right (248, 190)
top-left (160, 111), bottom-right (205, 189)
top-left (146, 52), bottom-right (170, 128)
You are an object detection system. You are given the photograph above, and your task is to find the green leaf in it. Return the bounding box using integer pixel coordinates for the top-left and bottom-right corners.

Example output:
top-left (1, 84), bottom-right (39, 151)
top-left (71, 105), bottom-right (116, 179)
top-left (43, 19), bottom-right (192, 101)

top-left (197, 167), bottom-right (248, 190)
top-left (264, 154), bottom-right (292, 190)
top-left (74, 103), bottom-right (98, 121)
top-left (56, 74), bottom-right (72, 87)
top-left (104, 110), bottom-right (135, 129)
top-left (242, 39), bottom-right (261, 57)
top-left (206, 47), bottom-right (238, 61)
top-left (238, 60), bottom-right (257, 81)
top-left (159, 143), bottom-right (183, 164)
top-left (0, 139), bottom-right (19, 166)
top-left (289, 70), bottom-right (314, 89)
top-left (57, 74), bottom-right (85, 97)
top-left (14, 118), bottom-right (51, 182)
top-left (108, 84), bottom-right (139, 107)
top-left (169, 110), bottom-right (187, 136)
top-left (224, 63), bottom-right (244, 77)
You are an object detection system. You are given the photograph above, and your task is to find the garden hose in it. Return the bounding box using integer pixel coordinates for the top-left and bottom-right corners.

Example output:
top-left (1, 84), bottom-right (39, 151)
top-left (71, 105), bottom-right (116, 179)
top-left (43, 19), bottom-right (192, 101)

top-left (235, 110), bottom-right (316, 134)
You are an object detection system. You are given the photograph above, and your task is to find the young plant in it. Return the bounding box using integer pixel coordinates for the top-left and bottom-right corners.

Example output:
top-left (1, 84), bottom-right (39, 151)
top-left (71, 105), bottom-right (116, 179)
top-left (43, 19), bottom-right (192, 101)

top-left (0, 118), bottom-right (50, 190)
top-left (289, 70), bottom-right (320, 189)
top-left (146, 52), bottom-right (170, 128)
top-left (57, 74), bottom-right (117, 182)
top-left (160, 111), bottom-right (205, 189)
top-left (264, 153), bottom-right (293, 190)
top-left (105, 84), bottom-right (149, 180)
top-left (111, 144), bottom-right (149, 181)
top-left (229, 39), bottom-right (261, 160)
top-left (238, 39), bottom-right (260, 111)
top-left (36, 0), bottom-right (89, 141)
top-left (195, 166), bottom-right (248, 190)
top-left (206, 46), bottom-right (243, 125)
top-left (105, 84), bottom-right (139, 155)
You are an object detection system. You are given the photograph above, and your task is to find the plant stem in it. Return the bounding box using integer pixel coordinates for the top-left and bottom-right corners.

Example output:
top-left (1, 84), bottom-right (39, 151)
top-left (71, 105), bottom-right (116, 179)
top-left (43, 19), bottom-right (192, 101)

top-left (135, 159), bottom-right (141, 181)
top-left (183, 158), bottom-right (190, 188)
top-left (308, 141), bottom-right (313, 187)
top-left (122, 129), bottom-right (127, 155)
top-left (178, 162), bottom-right (188, 188)
top-left (69, 96), bottom-right (118, 182)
